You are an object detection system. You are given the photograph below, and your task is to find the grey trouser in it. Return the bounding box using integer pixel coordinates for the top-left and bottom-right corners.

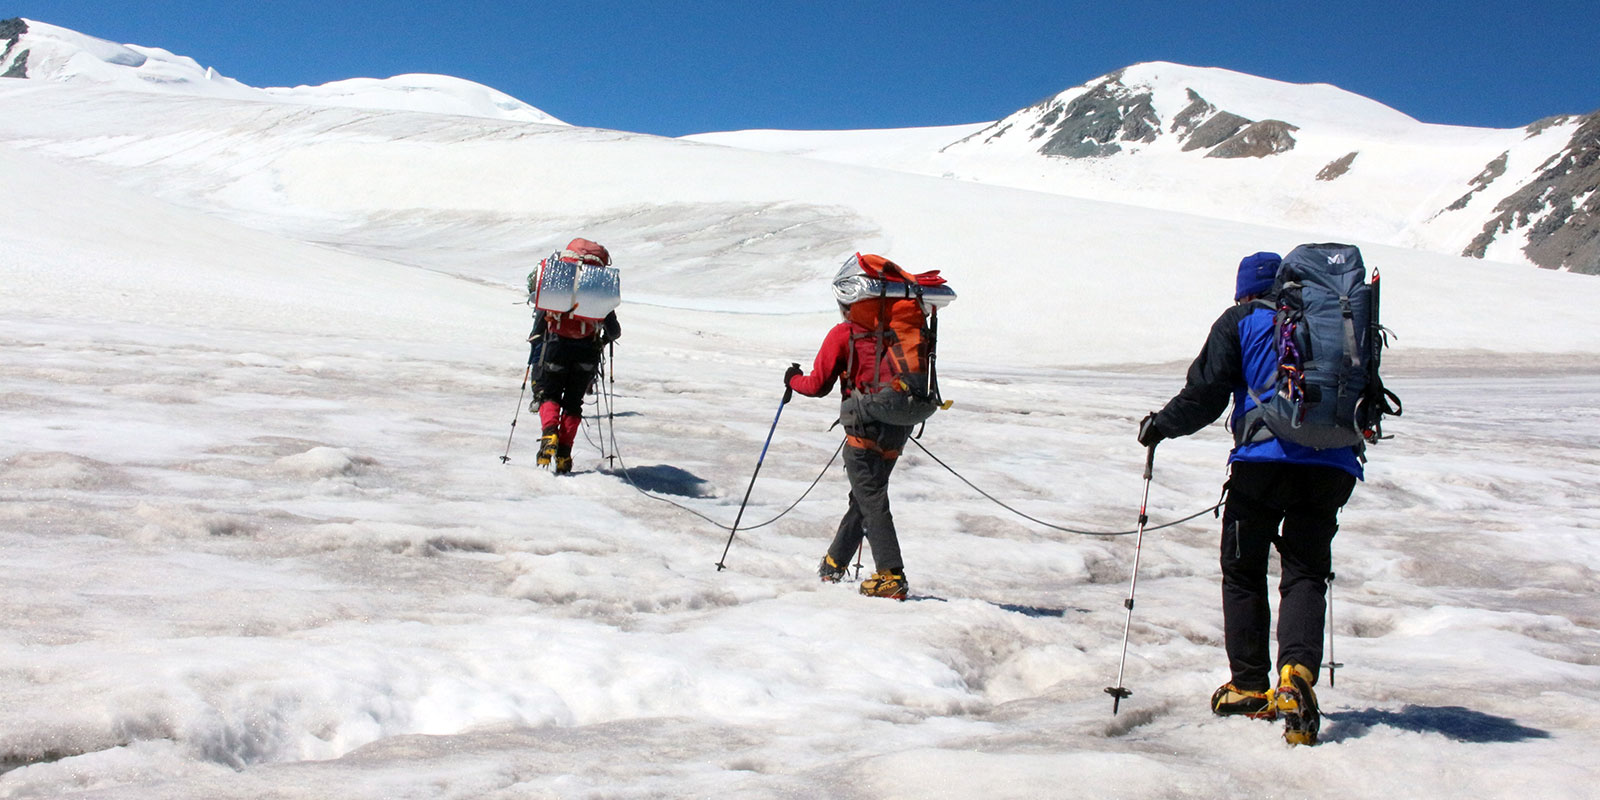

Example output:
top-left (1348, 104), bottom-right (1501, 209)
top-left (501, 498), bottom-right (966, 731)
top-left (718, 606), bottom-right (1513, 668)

top-left (827, 421), bottom-right (913, 572)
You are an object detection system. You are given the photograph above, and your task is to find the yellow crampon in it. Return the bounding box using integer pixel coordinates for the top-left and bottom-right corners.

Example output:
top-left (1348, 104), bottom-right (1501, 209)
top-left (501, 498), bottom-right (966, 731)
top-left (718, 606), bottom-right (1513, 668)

top-left (1275, 664), bottom-right (1320, 746)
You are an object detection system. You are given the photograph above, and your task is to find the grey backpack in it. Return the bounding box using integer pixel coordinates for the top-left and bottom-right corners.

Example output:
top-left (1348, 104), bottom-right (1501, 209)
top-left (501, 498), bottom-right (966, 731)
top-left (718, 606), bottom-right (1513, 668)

top-left (1248, 243), bottom-right (1400, 450)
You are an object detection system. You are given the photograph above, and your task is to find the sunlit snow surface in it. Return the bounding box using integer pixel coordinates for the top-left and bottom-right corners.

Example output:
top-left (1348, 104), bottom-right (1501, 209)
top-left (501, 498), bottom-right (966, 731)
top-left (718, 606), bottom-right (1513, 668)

top-left (2, 79), bottom-right (1599, 798)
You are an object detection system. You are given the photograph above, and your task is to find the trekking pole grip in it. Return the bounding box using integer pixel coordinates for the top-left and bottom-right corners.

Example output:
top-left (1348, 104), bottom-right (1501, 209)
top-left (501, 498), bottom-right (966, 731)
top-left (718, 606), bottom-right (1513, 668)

top-left (782, 362), bottom-right (799, 405)
top-left (1142, 444), bottom-right (1156, 481)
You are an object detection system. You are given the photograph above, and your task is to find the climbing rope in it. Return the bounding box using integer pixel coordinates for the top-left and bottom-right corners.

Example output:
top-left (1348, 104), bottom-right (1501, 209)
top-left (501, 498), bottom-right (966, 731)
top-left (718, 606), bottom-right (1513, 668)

top-left (567, 357), bottom-right (1220, 538)
top-left (904, 437), bottom-right (1221, 537)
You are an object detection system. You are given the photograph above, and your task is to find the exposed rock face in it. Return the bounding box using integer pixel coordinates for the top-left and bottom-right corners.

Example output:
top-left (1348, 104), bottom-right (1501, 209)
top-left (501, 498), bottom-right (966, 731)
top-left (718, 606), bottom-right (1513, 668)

top-left (1, 18), bottom-right (25, 79)
top-left (1038, 77), bottom-right (1160, 158)
top-left (1206, 120), bottom-right (1300, 159)
top-left (1183, 111), bottom-right (1252, 152)
top-left (1317, 152), bottom-right (1358, 181)
top-left (2, 49), bottom-right (25, 79)
top-left (1527, 114), bottom-right (1577, 137)
top-left (0, 17), bottom-right (24, 44)
top-left (1169, 90), bottom-right (1215, 136)
top-left (1024, 81), bottom-right (1297, 160)
top-left (1, 18), bottom-right (26, 79)
top-left (1465, 111), bottom-right (1600, 274)
top-left (1447, 152), bottom-right (1508, 210)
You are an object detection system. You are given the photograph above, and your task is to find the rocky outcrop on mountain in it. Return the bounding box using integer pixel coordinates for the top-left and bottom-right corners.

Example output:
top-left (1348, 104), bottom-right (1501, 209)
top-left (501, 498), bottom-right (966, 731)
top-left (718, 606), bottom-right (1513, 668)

top-left (1169, 91), bottom-right (1214, 135)
top-left (1170, 88), bottom-right (1297, 159)
top-left (1181, 110), bottom-right (1252, 152)
top-left (1035, 74), bottom-right (1160, 158)
top-left (1026, 76), bottom-right (1297, 160)
top-left (1317, 152), bottom-right (1358, 181)
top-left (1, 51), bottom-right (25, 79)
top-left (1207, 120), bottom-right (1299, 159)
top-left (1, 18), bottom-right (27, 79)
top-left (1465, 111), bottom-right (1600, 274)
top-left (1447, 152), bottom-right (1508, 211)
top-left (954, 69), bottom-right (1304, 162)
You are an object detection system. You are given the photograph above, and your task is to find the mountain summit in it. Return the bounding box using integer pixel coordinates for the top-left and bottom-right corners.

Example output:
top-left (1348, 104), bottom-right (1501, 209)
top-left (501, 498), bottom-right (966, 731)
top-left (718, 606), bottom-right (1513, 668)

top-left (0, 18), bottom-right (565, 124)
top-left (953, 62), bottom-right (1420, 161)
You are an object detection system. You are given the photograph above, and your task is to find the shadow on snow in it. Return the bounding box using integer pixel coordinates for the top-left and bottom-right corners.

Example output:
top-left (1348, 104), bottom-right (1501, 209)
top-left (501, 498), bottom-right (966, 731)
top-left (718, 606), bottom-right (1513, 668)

top-left (908, 594), bottom-right (1088, 618)
top-left (1325, 704), bottom-right (1551, 744)
top-left (603, 463), bottom-right (716, 498)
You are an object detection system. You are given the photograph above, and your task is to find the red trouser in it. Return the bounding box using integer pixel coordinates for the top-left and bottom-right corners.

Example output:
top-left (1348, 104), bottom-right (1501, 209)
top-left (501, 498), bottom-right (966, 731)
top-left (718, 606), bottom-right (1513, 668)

top-left (538, 403), bottom-right (583, 448)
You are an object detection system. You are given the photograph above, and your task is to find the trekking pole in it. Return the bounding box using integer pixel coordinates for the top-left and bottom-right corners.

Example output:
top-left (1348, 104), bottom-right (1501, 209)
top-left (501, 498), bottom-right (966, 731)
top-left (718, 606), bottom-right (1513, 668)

top-left (500, 365), bottom-right (533, 464)
top-left (1105, 444), bottom-right (1156, 714)
top-left (606, 340), bottom-right (617, 468)
top-left (715, 375), bottom-right (795, 571)
top-left (1324, 571), bottom-right (1344, 687)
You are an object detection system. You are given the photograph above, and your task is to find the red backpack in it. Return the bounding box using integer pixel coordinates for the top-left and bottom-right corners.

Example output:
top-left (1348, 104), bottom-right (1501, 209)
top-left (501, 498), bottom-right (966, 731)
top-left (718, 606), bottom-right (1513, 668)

top-left (527, 240), bottom-right (620, 339)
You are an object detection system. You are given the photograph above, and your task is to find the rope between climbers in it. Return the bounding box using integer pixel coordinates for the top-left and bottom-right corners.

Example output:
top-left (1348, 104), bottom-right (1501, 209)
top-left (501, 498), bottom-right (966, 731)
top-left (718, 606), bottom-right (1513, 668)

top-left (905, 437), bottom-right (1220, 537)
top-left (579, 355), bottom-right (1218, 538)
top-left (584, 355), bottom-right (845, 533)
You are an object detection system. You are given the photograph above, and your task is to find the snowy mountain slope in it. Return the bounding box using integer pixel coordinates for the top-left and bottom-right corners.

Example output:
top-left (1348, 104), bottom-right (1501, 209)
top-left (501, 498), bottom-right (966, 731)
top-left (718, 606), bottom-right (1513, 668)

top-left (0, 143), bottom-right (508, 346)
top-left (689, 62), bottom-right (1600, 274)
top-left (0, 18), bottom-right (565, 124)
top-left (4, 79), bottom-right (1599, 370)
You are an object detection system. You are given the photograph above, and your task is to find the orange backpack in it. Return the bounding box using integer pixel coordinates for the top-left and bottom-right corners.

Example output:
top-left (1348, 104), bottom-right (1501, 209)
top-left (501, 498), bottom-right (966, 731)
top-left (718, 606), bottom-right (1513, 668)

top-left (834, 253), bottom-right (955, 427)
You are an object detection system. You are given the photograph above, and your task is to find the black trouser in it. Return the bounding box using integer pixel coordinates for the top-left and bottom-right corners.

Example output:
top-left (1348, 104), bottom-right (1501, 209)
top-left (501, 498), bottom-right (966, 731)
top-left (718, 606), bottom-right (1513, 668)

top-left (533, 339), bottom-right (601, 417)
top-left (1220, 460), bottom-right (1357, 691)
top-left (827, 422), bottom-right (913, 573)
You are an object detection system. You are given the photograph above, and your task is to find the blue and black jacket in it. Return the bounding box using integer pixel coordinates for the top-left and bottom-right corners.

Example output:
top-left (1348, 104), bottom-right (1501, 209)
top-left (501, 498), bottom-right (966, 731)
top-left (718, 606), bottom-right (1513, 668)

top-left (1153, 299), bottom-right (1363, 479)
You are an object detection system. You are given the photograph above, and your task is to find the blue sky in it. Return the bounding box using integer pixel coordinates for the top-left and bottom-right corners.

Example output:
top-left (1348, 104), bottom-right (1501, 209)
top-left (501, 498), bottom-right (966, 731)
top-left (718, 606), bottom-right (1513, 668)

top-left (13, 1), bottom-right (1599, 136)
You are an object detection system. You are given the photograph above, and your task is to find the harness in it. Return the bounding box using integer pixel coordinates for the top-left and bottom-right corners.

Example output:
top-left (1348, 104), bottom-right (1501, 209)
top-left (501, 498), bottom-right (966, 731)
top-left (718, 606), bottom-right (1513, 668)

top-left (845, 433), bottom-right (901, 460)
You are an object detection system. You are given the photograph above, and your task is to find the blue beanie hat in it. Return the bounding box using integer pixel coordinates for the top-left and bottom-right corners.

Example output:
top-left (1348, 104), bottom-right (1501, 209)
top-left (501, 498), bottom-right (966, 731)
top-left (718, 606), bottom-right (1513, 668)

top-left (1235, 251), bottom-right (1281, 300)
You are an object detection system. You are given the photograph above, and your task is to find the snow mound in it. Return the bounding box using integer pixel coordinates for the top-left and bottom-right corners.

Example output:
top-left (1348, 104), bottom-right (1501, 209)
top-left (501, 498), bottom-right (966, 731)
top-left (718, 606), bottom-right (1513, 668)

top-left (7, 19), bottom-right (565, 124)
top-left (264, 73), bottom-right (563, 125)
top-left (272, 447), bottom-right (375, 478)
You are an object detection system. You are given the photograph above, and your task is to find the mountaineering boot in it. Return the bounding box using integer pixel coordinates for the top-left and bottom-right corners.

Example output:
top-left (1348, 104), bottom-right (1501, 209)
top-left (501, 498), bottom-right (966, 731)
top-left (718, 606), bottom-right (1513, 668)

top-left (537, 430), bottom-right (558, 468)
top-left (1210, 683), bottom-right (1277, 720)
top-left (554, 443), bottom-right (573, 475)
top-left (859, 569), bottom-right (908, 600)
top-left (818, 554), bottom-right (847, 583)
top-left (1275, 663), bottom-right (1320, 746)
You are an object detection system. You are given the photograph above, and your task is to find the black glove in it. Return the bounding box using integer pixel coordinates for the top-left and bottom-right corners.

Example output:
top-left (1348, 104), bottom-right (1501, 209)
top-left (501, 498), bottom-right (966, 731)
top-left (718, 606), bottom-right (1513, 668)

top-left (1137, 412), bottom-right (1165, 447)
top-left (783, 363), bottom-right (802, 404)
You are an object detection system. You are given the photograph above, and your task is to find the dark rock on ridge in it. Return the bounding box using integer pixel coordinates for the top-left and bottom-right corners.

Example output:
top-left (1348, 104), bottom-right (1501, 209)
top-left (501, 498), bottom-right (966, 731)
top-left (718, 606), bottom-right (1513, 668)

top-left (1169, 90), bottom-right (1214, 136)
top-left (1038, 76), bottom-right (1160, 158)
top-left (1, 18), bottom-right (26, 79)
top-left (2, 49), bottom-right (26, 79)
top-left (1206, 120), bottom-right (1299, 159)
top-left (1317, 152), bottom-right (1358, 181)
top-left (0, 18), bottom-right (25, 44)
top-left (1446, 152), bottom-right (1508, 211)
top-left (1466, 111), bottom-right (1600, 274)
top-left (1183, 111), bottom-right (1252, 152)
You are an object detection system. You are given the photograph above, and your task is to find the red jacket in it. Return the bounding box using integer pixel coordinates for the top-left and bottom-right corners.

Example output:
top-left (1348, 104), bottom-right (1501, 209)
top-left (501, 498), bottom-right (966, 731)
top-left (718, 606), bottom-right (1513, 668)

top-left (788, 321), bottom-right (892, 398)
